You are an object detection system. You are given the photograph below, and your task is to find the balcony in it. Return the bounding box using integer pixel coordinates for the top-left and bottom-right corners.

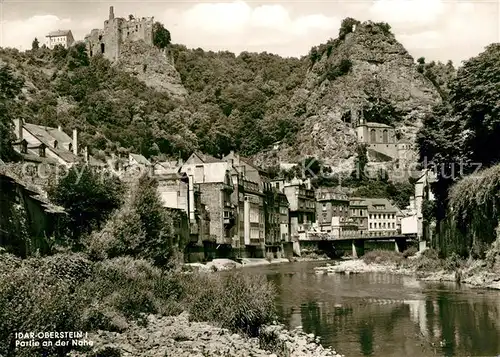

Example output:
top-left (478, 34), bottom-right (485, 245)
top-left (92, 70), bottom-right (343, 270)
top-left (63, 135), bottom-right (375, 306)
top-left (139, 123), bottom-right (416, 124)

top-left (223, 209), bottom-right (235, 226)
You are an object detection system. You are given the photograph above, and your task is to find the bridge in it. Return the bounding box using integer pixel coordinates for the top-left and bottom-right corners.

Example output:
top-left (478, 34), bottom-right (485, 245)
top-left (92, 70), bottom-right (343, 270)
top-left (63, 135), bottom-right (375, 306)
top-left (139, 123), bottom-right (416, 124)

top-left (298, 233), bottom-right (417, 258)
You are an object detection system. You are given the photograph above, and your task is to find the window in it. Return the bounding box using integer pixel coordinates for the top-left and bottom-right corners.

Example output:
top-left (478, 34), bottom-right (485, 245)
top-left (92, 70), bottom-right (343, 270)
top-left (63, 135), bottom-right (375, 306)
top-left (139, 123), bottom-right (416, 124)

top-left (38, 144), bottom-right (46, 157)
top-left (392, 222), bottom-right (395, 228)
top-left (370, 129), bottom-right (376, 143)
top-left (322, 204), bottom-right (327, 211)
top-left (369, 223), bottom-right (372, 229)
top-left (101, 43), bottom-right (105, 54)
top-left (382, 129), bottom-right (388, 144)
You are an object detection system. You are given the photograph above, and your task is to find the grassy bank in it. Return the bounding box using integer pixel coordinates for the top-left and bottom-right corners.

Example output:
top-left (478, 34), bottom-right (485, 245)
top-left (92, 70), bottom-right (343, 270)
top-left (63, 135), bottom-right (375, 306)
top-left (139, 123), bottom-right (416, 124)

top-left (0, 252), bottom-right (277, 357)
top-left (358, 246), bottom-right (500, 288)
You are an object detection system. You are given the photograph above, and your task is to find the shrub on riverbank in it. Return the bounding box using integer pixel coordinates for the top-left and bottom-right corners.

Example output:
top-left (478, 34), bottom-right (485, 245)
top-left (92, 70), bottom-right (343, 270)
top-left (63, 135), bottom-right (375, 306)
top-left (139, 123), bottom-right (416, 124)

top-left (182, 270), bottom-right (277, 336)
top-left (362, 249), bottom-right (404, 265)
top-left (0, 252), bottom-right (277, 356)
top-left (361, 248), bottom-right (465, 273)
top-left (441, 165), bottom-right (500, 258)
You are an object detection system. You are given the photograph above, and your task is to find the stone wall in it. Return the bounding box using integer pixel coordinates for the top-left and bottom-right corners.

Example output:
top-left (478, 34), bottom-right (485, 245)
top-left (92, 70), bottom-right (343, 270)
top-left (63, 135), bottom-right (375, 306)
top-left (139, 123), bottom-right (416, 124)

top-left (199, 182), bottom-right (224, 243)
top-left (85, 8), bottom-right (154, 62)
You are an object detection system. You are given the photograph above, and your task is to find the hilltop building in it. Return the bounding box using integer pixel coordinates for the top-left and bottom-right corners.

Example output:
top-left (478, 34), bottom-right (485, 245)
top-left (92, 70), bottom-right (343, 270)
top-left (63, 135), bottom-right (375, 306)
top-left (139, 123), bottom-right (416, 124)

top-left (45, 30), bottom-right (74, 49)
top-left (84, 6), bottom-right (154, 62)
top-left (352, 109), bottom-right (413, 168)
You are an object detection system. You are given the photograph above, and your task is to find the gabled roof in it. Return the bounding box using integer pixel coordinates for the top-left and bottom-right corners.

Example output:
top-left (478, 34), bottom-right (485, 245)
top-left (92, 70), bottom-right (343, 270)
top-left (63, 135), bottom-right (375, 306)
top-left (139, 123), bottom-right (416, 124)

top-left (196, 151), bottom-right (223, 163)
top-left (0, 163), bottom-right (65, 214)
top-left (366, 198), bottom-right (398, 213)
top-left (46, 30), bottom-right (72, 37)
top-left (363, 122), bottom-right (394, 129)
top-left (129, 153), bottom-right (151, 166)
top-left (22, 123), bottom-right (79, 163)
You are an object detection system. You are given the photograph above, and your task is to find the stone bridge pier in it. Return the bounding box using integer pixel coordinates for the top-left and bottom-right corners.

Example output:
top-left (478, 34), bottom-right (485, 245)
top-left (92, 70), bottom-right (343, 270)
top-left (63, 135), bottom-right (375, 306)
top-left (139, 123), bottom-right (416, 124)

top-left (350, 236), bottom-right (409, 258)
top-left (351, 239), bottom-right (365, 258)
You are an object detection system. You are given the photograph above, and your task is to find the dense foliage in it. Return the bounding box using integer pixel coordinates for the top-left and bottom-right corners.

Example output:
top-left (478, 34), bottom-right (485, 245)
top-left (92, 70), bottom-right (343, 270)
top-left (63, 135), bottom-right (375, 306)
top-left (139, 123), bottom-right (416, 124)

top-left (48, 165), bottom-right (124, 245)
top-left (86, 174), bottom-right (179, 267)
top-left (171, 45), bottom-right (307, 156)
top-left (0, 64), bottom-right (23, 162)
top-left (152, 22), bottom-right (171, 49)
top-left (417, 43), bottom-right (500, 256)
top-left (0, 253), bottom-right (276, 356)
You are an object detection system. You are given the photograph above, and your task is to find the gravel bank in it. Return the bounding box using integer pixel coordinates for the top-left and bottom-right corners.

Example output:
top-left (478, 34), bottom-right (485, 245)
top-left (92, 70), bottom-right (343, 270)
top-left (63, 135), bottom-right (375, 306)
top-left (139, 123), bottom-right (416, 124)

top-left (69, 312), bottom-right (344, 357)
top-left (315, 258), bottom-right (500, 290)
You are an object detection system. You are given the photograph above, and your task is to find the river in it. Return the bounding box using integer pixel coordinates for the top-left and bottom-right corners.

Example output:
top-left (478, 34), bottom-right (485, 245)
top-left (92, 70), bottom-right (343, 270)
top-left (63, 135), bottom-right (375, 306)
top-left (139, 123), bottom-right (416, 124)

top-left (244, 260), bottom-right (500, 357)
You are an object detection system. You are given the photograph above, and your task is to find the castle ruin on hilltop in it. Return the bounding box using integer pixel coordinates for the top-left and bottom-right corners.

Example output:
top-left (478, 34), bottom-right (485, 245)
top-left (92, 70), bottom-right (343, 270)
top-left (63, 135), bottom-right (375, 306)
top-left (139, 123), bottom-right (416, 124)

top-left (84, 6), bottom-right (154, 62)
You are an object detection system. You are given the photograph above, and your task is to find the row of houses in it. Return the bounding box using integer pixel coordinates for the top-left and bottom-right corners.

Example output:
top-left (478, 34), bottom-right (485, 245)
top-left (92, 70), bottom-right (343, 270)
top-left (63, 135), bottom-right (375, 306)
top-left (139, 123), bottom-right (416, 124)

top-left (8, 119), bottom-right (431, 260)
top-left (152, 151), bottom-right (411, 260)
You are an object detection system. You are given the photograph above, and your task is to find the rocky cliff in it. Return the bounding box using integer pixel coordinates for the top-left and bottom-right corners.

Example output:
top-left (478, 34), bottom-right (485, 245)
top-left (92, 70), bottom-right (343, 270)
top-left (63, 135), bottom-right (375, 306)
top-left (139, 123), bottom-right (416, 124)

top-left (117, 41), bottom-right (188, 101)
top-left (252, 20), bottom-right (442, 167)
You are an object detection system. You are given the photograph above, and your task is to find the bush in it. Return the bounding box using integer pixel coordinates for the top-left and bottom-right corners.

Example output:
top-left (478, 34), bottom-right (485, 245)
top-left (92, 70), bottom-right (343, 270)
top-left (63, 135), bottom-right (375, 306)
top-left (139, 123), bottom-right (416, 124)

top-left (403, 246), bottom-right (418, 258)
top-left (182, 270), bottom-right (277, 336)
top-left (78, 257), bottom-right (184, 322)
top-left (362, 249), bottom-right (404, 265)
top-left (0, 253), bottom-right (90, 356)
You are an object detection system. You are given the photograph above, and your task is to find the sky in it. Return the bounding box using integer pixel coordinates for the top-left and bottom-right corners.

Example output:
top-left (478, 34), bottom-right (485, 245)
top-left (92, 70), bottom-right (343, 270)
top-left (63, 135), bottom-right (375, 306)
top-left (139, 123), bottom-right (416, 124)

top-left (0, 0), bottom-right (499, 66)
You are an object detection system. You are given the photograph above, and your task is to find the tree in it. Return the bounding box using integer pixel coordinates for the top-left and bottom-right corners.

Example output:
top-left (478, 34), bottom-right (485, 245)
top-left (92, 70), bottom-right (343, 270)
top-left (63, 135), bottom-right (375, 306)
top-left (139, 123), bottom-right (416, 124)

top-left (130, 174), bottom-right (176, 266)
top-left (0, 65), bottom-right (24, 162)
top-left (338, 17), bottom-right (361, 40)
top-left (31, 38), bottom-right (39, 51)
top-left (417, 44), bottom-right (500, 256)
top-left (67, 42), bottom-right (89, 70)
top-left (449, 43), bottom-right (500, 168)
top-left (152, 22), bottom-right (171, 49)
top-left (48, 165), bottom-right (124, 246)
top-left (352, 144), bottom-right (368, 181)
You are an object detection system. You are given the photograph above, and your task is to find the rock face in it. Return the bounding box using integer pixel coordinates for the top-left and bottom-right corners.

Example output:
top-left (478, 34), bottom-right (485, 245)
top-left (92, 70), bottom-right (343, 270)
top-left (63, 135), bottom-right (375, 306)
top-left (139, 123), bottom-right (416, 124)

top-left (116, 41), bottom-right (188, 101)
top-left (69, 312), bottom-right (343, 357)
top-left (255, 20), bottom-right (441, 167)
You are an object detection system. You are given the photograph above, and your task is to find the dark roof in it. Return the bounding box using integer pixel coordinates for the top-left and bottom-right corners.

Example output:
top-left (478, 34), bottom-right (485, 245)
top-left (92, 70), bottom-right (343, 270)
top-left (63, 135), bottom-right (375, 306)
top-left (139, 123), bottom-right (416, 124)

top-left (197, 152), bottom-right (223, 163)
top-left (362, 122), bottom-right (394, 129)
top-left (366, 198), bottom-right (398, 213)
top-left (46, 30), bottom-right (72, 37)
top-left (23, 123), bottom-right (79, 163)
top-left (0, 163), bottom-right (65, 214)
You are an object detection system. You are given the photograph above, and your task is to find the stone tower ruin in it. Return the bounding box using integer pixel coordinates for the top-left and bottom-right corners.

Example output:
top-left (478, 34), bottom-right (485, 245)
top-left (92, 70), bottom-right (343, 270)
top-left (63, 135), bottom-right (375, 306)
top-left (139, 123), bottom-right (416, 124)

top-left (84, 6), bottom-right (154, 62)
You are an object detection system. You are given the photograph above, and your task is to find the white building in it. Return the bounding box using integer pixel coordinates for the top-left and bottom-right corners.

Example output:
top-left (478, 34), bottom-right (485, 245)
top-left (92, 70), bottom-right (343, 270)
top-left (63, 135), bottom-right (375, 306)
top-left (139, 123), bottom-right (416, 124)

top-left (46, 30), bottom-right (75, 49)
top-left (367, 198), bottom-right (399, 236)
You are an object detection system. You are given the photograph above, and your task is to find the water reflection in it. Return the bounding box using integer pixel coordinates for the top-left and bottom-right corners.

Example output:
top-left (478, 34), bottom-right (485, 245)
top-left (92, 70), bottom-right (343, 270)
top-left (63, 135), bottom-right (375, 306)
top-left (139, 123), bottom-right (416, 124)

top-left (244, 261), bottom-right (500, 357)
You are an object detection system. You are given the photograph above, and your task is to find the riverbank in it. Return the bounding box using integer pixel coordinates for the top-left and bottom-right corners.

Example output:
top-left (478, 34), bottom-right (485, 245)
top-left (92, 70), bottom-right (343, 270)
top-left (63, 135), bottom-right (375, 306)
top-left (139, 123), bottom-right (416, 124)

top-left (68, 312), bottom-right (343, 357)
top-left (315, 249), bottom-right (500, 290)
top-left (185, 255), bottom-right (329, 272)
top-left (0, 252), bottom-right (342, 357)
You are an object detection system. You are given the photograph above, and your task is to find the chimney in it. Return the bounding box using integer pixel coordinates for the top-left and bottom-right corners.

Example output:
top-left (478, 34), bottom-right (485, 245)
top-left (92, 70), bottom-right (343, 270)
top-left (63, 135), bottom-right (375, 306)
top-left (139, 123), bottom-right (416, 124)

top-left (13, 118), bottom-right (23, 140)
top-left (109, 6), bottom-right (115, 20)
top-left (72, 129), bottom-right (78, 155)
top-left (58, 125), bottom-right (62, 132)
